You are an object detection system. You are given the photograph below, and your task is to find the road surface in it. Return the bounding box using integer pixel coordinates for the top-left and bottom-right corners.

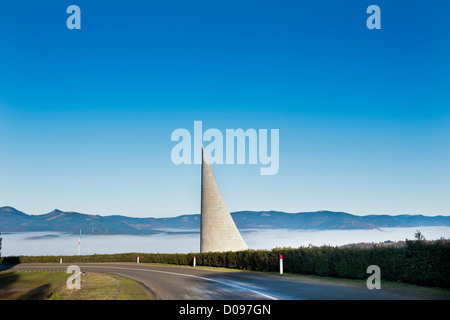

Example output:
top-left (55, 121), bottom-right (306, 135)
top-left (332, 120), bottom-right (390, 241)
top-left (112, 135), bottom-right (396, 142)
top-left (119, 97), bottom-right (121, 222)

top-left (2, 263), bottom-right (449, 300)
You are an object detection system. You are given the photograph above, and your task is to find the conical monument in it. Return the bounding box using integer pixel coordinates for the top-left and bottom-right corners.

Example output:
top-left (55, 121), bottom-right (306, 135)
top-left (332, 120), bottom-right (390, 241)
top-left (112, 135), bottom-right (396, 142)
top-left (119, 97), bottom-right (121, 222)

top-left (201, 146), bottom-right (248, 253)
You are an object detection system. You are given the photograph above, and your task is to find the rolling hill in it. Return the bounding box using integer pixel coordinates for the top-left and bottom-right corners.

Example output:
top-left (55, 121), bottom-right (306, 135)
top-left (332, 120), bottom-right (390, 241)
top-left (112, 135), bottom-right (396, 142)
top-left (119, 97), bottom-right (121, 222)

top-left (1, 206), bottom-right (449, 235)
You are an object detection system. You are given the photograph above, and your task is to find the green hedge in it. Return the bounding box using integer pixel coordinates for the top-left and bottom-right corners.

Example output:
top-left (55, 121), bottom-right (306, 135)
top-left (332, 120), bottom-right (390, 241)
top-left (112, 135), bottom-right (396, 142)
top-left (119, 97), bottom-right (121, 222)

top-left (2, 240), bottom-right (449, 288)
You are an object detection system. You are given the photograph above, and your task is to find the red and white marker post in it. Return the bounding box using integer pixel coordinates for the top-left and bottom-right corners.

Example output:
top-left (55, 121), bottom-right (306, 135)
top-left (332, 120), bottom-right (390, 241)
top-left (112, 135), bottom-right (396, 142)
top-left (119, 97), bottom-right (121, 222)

top-left (279, 254), bottom-right (283, 275)
top-left (77, 229), bottom-right (81, 256)
top-left (60, 257), bottom-right (63, 264)
top-left (193, 256), bottom-right (196, 267)
top-left (137, 255), bottom-right (140, 264)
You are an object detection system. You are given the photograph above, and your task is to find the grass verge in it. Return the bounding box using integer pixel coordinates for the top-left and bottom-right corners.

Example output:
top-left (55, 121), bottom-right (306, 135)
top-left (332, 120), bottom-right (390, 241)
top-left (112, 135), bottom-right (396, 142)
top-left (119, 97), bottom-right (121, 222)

top-left (0, 270), bottom-right (153, 300)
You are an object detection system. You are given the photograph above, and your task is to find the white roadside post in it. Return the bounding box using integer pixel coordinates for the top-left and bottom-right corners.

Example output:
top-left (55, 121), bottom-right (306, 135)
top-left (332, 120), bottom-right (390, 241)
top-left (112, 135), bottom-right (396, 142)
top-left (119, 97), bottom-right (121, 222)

top-left (280, 254), bottom-right (283, 275)
top-left (137, 255), bottom-right (140, 264)
top-left (60, 257), bottom-right (63, 264)
top-left (193, 256), bottom-right (196, 267)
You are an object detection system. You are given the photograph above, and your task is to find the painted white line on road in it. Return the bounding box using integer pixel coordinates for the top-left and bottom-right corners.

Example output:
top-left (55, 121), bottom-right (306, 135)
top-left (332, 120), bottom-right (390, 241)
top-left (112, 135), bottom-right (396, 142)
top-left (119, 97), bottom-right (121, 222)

top-left (89, 265), bottom-right (279, 300)
top-left (27, 264), bottom-right (278, 300)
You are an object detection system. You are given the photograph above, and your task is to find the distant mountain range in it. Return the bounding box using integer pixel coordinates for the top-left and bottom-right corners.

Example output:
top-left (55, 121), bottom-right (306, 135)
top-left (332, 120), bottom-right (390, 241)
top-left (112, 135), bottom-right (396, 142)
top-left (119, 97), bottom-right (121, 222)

top-left (1, 206), bottom-right (449, 235)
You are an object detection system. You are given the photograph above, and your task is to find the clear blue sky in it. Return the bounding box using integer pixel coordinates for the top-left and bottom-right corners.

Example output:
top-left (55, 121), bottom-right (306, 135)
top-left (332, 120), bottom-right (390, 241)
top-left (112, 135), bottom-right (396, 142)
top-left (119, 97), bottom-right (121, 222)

top-left (1, 0), bottom-right (449, 217)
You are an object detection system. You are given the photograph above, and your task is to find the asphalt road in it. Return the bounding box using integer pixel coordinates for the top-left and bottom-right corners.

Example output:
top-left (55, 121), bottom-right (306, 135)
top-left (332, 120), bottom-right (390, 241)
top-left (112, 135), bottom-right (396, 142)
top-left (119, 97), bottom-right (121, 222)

top-left (3, 263), bottom-right (449, 300)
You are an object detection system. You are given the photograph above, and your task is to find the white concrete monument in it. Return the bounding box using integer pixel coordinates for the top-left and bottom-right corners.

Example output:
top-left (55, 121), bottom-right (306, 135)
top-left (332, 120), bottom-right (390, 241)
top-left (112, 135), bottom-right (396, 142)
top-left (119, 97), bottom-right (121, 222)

top-left (201, 146), bottom-right (248, 253)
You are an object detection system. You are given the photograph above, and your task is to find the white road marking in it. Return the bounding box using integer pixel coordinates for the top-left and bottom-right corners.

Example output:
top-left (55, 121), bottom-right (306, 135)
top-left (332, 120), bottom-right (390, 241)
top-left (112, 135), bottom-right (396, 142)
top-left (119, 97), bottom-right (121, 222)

top-left (88, 265), bottom-right (279, 300)
top-left (19, 264), bottom-right (279, 300)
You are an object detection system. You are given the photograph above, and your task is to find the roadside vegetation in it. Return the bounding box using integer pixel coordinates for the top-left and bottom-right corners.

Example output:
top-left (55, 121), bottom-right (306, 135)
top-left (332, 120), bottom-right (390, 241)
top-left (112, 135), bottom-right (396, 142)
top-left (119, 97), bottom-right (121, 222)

top-left (2, 237), bottom-right (449, 289)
